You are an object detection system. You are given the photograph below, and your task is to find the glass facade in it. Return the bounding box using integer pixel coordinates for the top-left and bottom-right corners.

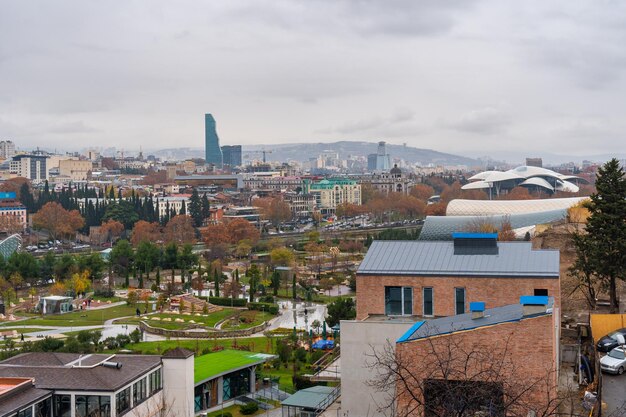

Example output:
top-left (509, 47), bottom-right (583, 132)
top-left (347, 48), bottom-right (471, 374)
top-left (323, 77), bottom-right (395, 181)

top-left (149, 368), bottom-right (162, 394)
top-left (35, 397), bottom-right (52, 417)
top-left (75, 395), bottom-right (111, 417)
top-left (205, 114), bottom-right (223, 168)
top-left (54, 395), bottom-right (71, 417)
top-left (223, 369), bottom-right (251, 401)
top-left (132, 378), bottom-right (147, 405)
top-left (115, 387), bottom-right (131, 416)
top-left (385, 286), bottom-right (413, 316)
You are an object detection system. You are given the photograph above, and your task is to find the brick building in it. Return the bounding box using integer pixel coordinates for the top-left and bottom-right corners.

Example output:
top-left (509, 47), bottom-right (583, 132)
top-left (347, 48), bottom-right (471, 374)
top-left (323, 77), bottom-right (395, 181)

top-left (356, 234), bottom-right (560, 320)
top-left (393, 297), bottom-right (560, 416)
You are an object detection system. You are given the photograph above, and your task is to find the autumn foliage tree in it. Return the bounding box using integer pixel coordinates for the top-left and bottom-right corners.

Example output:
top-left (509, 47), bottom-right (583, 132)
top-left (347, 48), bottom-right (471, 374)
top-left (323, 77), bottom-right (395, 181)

top-left (100, 219), bottom-right (124, 243)
top-left (163, 215), bottom-right (196, 245)
top-left (226, 218), bottom-right (260, 245)
top-left (131, 221), bottom-right (162, 246)
top-left (253, 197), bottom-right (292, 228)
top-left (32, 202), bottom-right (85, 242)
top-left (410, 184), bottom-right (435, 201)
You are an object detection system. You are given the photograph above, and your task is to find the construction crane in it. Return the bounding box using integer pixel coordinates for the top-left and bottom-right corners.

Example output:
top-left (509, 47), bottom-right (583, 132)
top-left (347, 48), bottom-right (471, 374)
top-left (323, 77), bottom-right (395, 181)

top-left (245, 149), bottom-right (273, 163)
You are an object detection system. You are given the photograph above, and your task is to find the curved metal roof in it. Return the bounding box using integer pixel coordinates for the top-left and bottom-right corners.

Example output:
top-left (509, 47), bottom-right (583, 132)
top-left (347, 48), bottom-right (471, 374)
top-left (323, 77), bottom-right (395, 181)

top-left (519, 177), bottom-right (554, 191)
top-left (446, 197), bottom-right (587, 216)
top-left (419, 209), bottom-right (567, 240)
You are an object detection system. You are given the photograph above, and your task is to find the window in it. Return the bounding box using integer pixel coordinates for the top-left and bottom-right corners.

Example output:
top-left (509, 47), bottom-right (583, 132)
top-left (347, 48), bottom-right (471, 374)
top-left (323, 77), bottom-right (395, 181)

top-left (54, 395), bottom-right (71, 417)
top-left (455, 288), bottom-right (465, 315)
top-left (75, 395), bottom-right (111, 417)
top-left (116, 387), bottom-right (131, 416)
top-left (17, 408), bottom-right (32, 417)
top-left (133, 378), bottom-right (147, 405)
top-left (149, 368), bottom-right (162, 394)
top-left (385, 286), bottom-right (412, 315)
top-left (534, 289), bottom-right (548, 296)
top-left (35, 398), bottom-right (52, 417)
top-left (423, 287), bottom-right (434, 316)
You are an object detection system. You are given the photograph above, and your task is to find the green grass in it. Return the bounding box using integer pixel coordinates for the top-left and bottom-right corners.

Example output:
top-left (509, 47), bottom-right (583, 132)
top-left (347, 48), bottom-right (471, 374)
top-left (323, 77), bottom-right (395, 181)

top-left (195, 349), bottom-right (274, 383)
top-left (206, 404), bottom-right (266, 417)
top-left (17, 305), bottom-right (137, 327)
top-left (220, 311), bottom-right (274, 330)
top-left (126, 336), bottom-right (280, 355)
top-left (0, 328), bottom-right (51, 334)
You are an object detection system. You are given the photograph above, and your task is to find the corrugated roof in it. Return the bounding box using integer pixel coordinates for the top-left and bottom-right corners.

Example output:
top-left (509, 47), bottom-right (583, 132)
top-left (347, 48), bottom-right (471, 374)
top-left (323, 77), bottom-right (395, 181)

top-left (398, 297), bottom-right (554, 343)
top-left (357, 241), bottom-right (559, 277)
top-left (281, 386), bottom-right (336, 409)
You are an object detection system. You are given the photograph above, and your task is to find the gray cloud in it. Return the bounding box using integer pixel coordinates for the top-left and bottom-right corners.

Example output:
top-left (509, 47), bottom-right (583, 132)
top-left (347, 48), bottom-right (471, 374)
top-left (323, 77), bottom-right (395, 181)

top-left (0, 0), bottom-right (625, 157)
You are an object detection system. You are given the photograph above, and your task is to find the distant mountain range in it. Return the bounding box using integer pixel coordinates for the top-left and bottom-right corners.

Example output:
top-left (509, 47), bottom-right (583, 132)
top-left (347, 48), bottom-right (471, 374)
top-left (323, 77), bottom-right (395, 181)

top-left (152, 141), bottom-right (481, 167)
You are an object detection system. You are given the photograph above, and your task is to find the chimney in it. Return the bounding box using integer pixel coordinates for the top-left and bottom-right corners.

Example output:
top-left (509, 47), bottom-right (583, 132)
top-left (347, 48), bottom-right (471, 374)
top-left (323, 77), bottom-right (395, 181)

top-left (452, 233), bottom-right (498, 255)
top-left (470, 302), bottom-right (486, 319)
top-left (520, 296), bottom-right (549, 316)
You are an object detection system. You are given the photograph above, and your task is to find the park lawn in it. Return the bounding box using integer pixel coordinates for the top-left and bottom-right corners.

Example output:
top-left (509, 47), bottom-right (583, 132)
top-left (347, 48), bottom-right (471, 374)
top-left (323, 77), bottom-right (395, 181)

top-left (20, 305), bottom-right (137, 327)
top-left (0, 327), bottom-right (51, 334)
top-left (127, 336), bottom-right (280, 356)
top-left (117, 308), bottom-right (242, 330)
top-left (220, 311), bottom-right (274, 330)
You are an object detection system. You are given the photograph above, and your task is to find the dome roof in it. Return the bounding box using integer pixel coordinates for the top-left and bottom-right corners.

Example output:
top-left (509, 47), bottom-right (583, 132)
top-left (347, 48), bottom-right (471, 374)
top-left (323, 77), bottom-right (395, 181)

top-left (390, 164), bottom-right (401, 174)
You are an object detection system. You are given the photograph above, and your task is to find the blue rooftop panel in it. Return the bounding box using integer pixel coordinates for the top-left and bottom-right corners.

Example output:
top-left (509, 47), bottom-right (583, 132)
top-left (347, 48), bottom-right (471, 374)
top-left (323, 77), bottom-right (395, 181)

top-left (469, 302), bottom-right (485, 312)
top-left (452, 232), bottom-right (498, 239)
top-left (397, 321), bottom-right (425, 343)
top-left (520, 295), bottom-right (549, 306)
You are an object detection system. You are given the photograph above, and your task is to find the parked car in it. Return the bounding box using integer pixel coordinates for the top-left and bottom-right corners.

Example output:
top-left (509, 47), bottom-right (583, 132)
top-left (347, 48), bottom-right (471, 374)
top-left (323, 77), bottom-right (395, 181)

top-left (600, 346), bottom-right (626, 375)
top-left (597, 328), bottom-right (626, 352)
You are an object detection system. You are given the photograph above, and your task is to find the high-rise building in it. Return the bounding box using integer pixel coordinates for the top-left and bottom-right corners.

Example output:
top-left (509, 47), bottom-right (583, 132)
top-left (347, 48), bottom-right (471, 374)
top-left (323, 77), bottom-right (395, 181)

top-left (221, 145), bottom-right (242, 168)
top-left (10, 154), bottom-right (49, 182)
top-left (205, 114), bottom-right (223, 168)
top-left (0, 141), bottom-right (16, 159)
top-left (368, 141), bottom-right (391, 171)
top-left (526, 157), bottom-right (543, 168)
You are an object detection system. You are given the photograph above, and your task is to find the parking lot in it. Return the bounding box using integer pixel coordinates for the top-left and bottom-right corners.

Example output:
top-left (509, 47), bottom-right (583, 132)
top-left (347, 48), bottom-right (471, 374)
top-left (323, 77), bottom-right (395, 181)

top-left (602, 373), bottom-right (626, 413)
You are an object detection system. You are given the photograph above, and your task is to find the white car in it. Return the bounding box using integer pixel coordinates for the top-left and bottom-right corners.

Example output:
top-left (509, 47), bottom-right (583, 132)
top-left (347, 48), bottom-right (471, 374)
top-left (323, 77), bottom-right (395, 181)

top-left (600, 346), bottom-right (626, 375)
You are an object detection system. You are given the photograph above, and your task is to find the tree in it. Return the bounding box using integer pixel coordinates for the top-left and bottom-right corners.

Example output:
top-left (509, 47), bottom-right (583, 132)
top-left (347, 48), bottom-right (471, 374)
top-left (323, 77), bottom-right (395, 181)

top-left (102, 200), bottom-right (139, 229)
top-left (163, 215), bottom-right (196, 245)
top-left (253, 197), bottom-right (292, 229)
top-left (270, 270), bottom-right (281, 296)
top-left (325, 297), bottom-right (355, 327)
top-left (367, 332), bottom-right (570, 417)
top-left (135, 241), bottom-right (160, 283)
top-left (68, 271), bottom-right (91, 296)
top-left (162, 242), bottom-right (179, 283)
top-left (110, 239), bottom-right (134, 284)
top-left (100, 219), bottom-right (124, 243)
top-left (226, 218), bottom-right (260, 245)
top-left (410, 184), bottom-right (435, 201)
top-left (213, 269), bottom-right (220, 297)
top-left (131, 221), bottom-right (162, 246)
top-left (188, 188), bottom-right (204, 227)
top-left (32, 202), bottom-right (85, 242)
top-left (270, 247), bottom-right (295, 267)
top-left (0, 214), bottom-right (24, 234)
top-left (572, 158), bottom-right (626, 313)
top-left (248, 264), bottom-right (261, 302)
top-left (201, 224), bottom-right (231, 247)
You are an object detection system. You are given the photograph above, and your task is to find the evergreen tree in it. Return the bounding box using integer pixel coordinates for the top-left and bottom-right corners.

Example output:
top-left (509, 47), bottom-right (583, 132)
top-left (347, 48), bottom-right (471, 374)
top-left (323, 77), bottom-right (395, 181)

top-left (214, 269), bottom-right (220, 297)
top-left (201, 194), bottom-right (211, 225)
top-left (271, 270), bottom-right (281, 296)
top-left (292, 273), bottom-right (297, 299)
top-left (189, 189), bottom-right (203, 227)
top-left (572, 158), bottom-right (626, 313)
top-left (180, 200), bottom-right (187, 215)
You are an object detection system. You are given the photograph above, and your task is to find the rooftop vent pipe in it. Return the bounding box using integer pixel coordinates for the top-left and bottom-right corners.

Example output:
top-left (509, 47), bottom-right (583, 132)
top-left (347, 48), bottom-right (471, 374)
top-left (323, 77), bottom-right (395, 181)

top-left (102, 361), bottom-right (122, 369)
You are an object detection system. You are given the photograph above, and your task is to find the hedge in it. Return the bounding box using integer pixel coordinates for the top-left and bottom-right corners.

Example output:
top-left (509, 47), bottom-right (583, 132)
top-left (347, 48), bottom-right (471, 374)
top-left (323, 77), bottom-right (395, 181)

top-left (248, 302), bottom-right (279, 315)
top-left (207, 297), bottom-right (247, 307)
top-left (239, 403), bottom-right (258, 415)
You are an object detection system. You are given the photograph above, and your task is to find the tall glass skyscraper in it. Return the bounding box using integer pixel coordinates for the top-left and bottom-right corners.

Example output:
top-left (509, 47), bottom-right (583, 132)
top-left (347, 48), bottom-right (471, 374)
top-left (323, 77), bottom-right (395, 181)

top-left (205, 114), bottom-right (223, 168)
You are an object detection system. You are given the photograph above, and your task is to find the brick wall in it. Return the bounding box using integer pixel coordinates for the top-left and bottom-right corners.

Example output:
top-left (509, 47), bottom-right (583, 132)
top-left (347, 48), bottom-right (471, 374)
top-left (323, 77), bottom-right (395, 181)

top-left (394, 314), bottom-right (558, 416)
top-left (356, 274), bottom-right (560, 320)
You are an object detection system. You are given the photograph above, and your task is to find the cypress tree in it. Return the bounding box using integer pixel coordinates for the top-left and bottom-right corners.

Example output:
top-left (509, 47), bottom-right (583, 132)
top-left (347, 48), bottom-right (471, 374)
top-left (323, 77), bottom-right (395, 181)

top-left (214, 269), bottom-right (220, 297)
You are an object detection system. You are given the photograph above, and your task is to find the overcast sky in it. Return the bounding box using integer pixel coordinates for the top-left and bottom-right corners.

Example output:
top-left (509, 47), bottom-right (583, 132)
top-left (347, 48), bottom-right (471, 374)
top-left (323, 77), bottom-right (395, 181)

top-left (1, 0), bottom-right (625, 157)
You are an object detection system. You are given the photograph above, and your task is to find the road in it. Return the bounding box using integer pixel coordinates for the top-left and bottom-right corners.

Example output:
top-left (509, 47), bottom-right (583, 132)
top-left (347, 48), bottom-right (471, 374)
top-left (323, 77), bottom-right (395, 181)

top-left (602, 373), bottom-right (626, 415)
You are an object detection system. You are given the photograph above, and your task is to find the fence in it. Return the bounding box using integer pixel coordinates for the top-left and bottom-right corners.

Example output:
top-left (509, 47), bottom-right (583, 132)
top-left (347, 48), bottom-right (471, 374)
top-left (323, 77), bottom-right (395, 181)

top-left (590, 314), bottom-right (626, 343)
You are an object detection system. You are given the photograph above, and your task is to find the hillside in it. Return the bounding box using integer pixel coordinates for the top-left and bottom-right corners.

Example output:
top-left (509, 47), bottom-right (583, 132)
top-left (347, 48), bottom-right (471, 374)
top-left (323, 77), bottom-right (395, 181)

top-left (244, 141), bottom-right (480, 167)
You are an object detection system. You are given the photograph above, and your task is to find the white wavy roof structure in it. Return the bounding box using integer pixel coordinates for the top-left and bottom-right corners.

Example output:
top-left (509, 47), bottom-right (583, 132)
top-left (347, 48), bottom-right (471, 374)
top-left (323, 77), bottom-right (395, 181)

top-left (463, 165), bottom-right (586, 194)
top-left (446, 197), bottom-right (588, 216)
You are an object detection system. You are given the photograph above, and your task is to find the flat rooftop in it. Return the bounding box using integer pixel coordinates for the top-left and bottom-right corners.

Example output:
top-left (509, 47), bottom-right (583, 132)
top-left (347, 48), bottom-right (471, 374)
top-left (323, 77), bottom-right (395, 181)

top-left (194, 350), bottom-right (274, 384)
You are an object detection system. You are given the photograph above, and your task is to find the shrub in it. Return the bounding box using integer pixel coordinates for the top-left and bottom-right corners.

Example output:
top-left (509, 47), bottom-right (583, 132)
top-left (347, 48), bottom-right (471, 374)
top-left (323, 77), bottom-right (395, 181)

top-left (103, 337), bottom-right (119, 350)
top-left (214, 413), bottom-right (232, 417)
top-left (129, 328), bottom-right (142, 344)
top-left (293, 375), bottom-right (323, 390)
top-left (258, 295), bottom-right (274, 303)
top-left (208, 296), bottom-right (247, 307)
top-left (94, 288), bottom-right (115, 298)
top-left (239, 402), bottom-right (258, 415)
top-left (247, 302), bottom-right (279, 315)
top-left (115, 334), bottom-right (131, 347)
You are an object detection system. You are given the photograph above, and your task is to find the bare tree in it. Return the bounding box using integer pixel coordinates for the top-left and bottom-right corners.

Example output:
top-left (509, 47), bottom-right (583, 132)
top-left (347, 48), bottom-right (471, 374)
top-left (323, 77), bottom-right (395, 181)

top-left (366, 332), bottom-right (579, 417)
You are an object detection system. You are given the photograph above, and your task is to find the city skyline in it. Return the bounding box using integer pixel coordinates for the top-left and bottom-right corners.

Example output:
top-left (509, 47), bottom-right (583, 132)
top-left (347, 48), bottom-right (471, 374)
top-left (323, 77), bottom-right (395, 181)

top-left (2, 1), bottom-right (626, 157)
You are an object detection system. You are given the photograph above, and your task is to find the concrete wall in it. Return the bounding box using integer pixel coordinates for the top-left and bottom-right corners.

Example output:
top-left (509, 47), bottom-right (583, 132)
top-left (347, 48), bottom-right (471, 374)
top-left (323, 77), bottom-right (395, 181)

top-left (356, 274), bottom-right (561, 320)
top-left (339, 319), bottom-right (413, 417)
top-left (162, 356), bottom-right (195, 417)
